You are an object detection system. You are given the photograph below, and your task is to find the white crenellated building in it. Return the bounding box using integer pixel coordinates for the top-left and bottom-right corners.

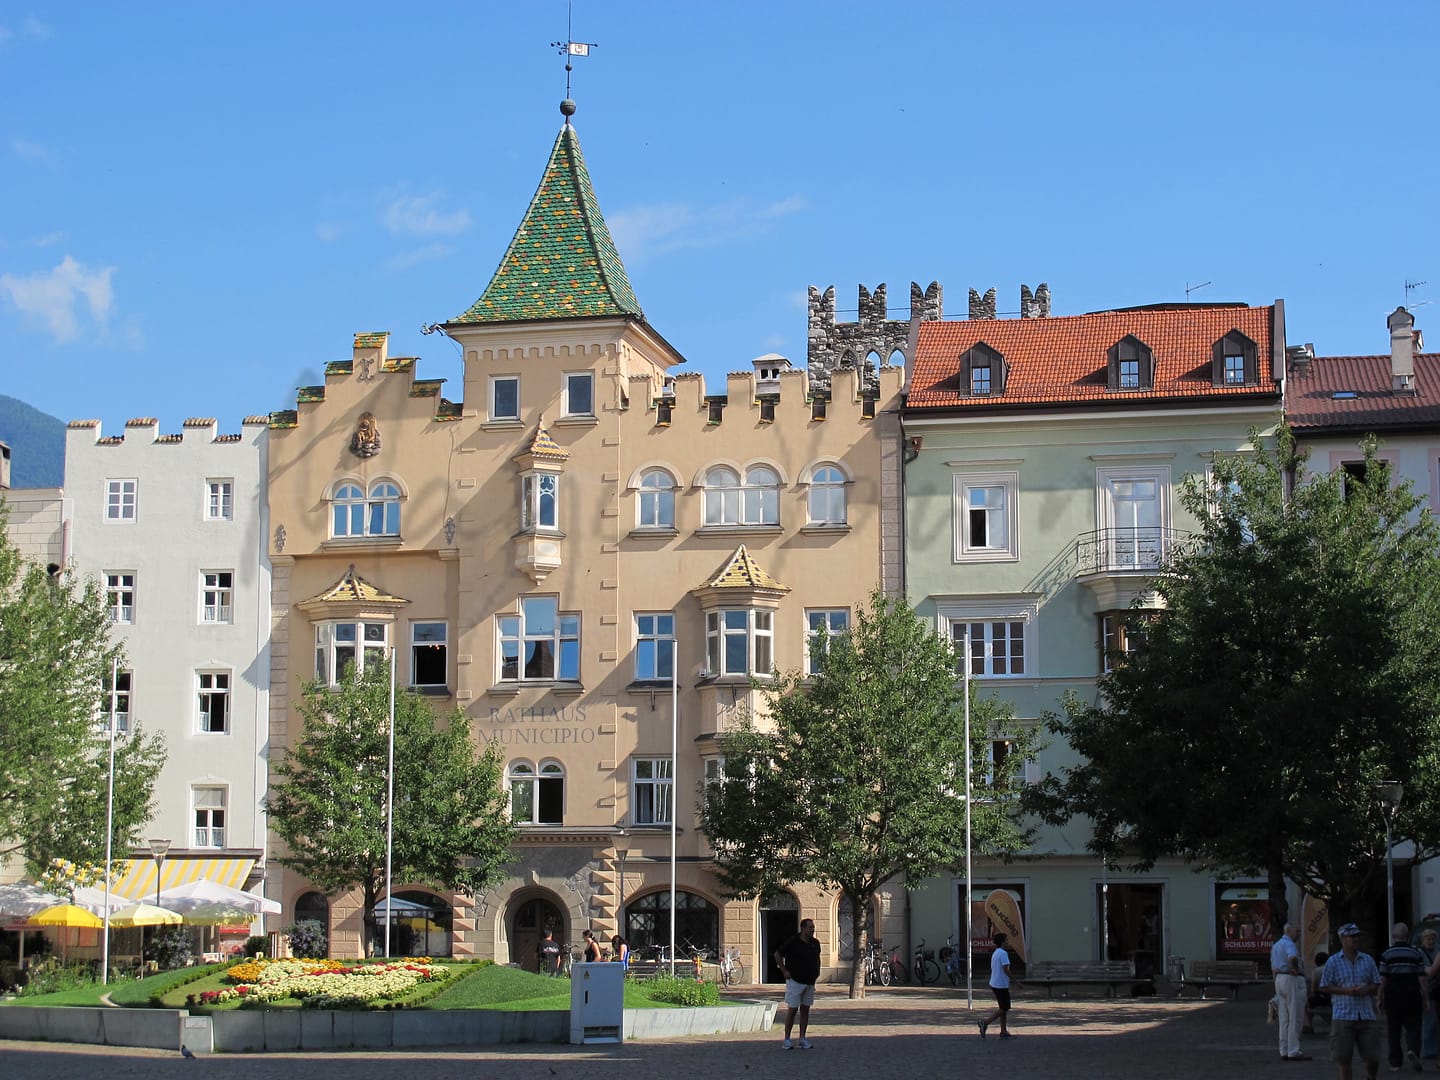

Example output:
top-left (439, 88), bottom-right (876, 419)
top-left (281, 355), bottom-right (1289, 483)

top-left (63, 416), bottom-right (272, 919)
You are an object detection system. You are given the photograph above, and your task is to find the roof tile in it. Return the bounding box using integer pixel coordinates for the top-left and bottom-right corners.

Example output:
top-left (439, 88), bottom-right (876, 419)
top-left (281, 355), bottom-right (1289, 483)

top-left (1287, 353), bottom-right (1440, 431)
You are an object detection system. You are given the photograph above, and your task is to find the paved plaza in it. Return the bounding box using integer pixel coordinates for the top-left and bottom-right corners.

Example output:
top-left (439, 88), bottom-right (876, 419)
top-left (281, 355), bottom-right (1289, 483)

top-left (0, 984), bottom-right (1369, 1079)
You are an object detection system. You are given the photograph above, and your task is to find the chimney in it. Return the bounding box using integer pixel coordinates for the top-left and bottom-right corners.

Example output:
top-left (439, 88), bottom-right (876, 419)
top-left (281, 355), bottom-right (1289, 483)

top-left (1286, 343), bottom-right (1314, 379)
top-left (1389, 306), bottom-right (1417, 393)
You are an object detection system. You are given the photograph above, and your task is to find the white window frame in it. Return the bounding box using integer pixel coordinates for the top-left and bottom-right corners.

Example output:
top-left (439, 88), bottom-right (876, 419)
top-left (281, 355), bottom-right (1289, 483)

top-left (197, 670), bottom-right (231, 733)
top-left (936, 597), bottom-right (1040, 680)
top-left (703, 466), bottom-right (742, 525)
top-left (410, 621), bottom-right (448, 688)
top-left (205, 479), bottom-right (234, 521)
top-left (105, 571), bottom-right (135, 624)
top-left (807, 464), bottom-right (848, 526)
top-left (632, 757), bottom-right (674, 825)
top-left (509, 759), bottom-right (564, 825)
top-left (490, 374), bottom-right (520, 421)
top-left (520, 472), bottom-right (560, 531)
top-left (330, 480), bottom-right (402, 538)
top-left (563, 371), bottom-right (595, 417)
top-left (192, 786), bottom-right (227, 848)
top-left (634, 612), bottom-right (675, 681)
top-left (952, 470), bottom-right (1020, 562)
top-left (200, 570), bottom-right (234, 624)
top-left (314, 620), bottom-right (390, 684)
top-left (105, 479), bottom-right (137, 523)
top-left (108, 668), bottom-right (132, 735)
top-left (1095, 464), bottom-right (1171, 571)
top-left (805, 608), bottom-right (849, 676)
top-left (705, 608), bottom-right (774, 677)
top-left (497, 597), bottom-right (581, 683)
top-left (637, 468), bottom-right (676, 529)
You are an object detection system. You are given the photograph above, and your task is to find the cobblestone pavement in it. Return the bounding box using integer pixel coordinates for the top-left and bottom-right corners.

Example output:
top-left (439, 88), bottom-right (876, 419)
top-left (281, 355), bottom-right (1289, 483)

top-left (0, 985), bottom-right (1363, 1079)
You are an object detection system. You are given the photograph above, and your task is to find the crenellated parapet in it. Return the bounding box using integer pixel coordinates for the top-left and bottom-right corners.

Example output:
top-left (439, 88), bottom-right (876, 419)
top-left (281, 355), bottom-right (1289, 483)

top-left (66, 415), bottom-right (269, 444)
top-left (807, 281), bottom-right (942, 391)
top-left (270, 330), bottom-right (462, 429)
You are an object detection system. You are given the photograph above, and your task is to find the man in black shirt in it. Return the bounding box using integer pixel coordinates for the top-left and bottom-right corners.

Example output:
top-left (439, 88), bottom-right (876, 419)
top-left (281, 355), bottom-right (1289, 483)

top-left (774, 918), bottom-right (821, 1049)
top-left (537, 929), bottom-right (562, 976)
top-left (1379, 921), bottom-right (1429, 1072)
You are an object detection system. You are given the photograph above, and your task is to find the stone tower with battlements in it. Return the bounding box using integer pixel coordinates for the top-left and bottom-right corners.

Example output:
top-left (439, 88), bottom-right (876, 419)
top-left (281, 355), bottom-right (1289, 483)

top-left (807, 281), bottom-right (943, 391)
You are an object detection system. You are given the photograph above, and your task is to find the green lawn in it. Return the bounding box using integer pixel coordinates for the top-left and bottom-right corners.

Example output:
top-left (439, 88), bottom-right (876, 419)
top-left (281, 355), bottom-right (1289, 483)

top-left (422, 965), bottom-right (674, 1011)
top-left (5, 961), bottom-right (684, 1012)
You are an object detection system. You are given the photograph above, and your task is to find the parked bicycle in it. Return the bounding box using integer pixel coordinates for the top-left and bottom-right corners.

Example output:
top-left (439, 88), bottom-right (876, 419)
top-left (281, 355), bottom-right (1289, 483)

top-left (718, 946), bottom-right (746, 987)
top-left (863, 940), bottom-right (893, 986)
top-left (912, 937), bottom-right (941, 986)
top-left (887, 941), bottom-right (909, 985)
top-left (940, 933), bottom-right (963, 987)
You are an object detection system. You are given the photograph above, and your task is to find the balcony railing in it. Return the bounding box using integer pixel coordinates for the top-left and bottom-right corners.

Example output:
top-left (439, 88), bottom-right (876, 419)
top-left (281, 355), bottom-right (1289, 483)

top-left (1074, 527), bottom-right (1191, 577)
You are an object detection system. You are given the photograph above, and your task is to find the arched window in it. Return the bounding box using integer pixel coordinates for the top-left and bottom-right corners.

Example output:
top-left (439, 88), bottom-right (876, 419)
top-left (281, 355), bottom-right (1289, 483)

top-left (624, 890), bottom-right (719, 957)
top-left (742, 467), bottom-right (780, 525)
top-left (808, 465), bottom-right (847, 525)
top-left (293, 891), bottom-right (330, 959)
top-left (637, 469), bottom-right (676, 529)
top-left (331, 480), bottom-right (401, 538)
top-left (509, 760), bottom-right (564, 825)
top-left (332, 482), bottom-right (364, 537)
top-left (703, 467), bottom-right (742, 525)
top-left (367, 890), bottom-right (453, 958)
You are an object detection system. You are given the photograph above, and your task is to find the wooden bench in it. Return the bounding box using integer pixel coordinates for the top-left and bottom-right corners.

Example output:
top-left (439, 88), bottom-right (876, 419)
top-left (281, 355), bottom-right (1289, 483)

top-left (1026, 960), bottom-right (1141, 998)
top-left (1189, 959), bottom-right (1262, 999)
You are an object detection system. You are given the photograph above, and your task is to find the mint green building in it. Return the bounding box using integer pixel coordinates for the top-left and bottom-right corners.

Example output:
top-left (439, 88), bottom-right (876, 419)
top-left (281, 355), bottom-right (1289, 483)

top-left (899, 293), bottom-right (1287, 979)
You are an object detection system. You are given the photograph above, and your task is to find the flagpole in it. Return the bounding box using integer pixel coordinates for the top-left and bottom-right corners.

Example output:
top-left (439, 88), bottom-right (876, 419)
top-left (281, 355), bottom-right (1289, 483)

top-left (101, 657), bottom-right (117, 985)
top-left (964, 626), bottom-right (973, 1009)
top-left (383, 647), bottom-right (396, 958)
top-left (669, 641), bottom-right (678, 978)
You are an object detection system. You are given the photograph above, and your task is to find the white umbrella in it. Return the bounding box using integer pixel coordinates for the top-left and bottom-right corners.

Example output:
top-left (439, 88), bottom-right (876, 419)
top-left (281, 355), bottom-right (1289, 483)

top-left (0, 884), bottom-right (66, 970)
top-left (158, 879), bottom-right (280, 915)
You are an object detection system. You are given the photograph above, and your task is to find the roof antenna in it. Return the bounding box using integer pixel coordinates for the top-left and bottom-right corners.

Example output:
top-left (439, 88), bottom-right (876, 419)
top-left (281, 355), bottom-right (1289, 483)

top-left (1185, 280), bottom-right (1211, 301)
top-left (551, 3), bottom-right (597, 122)
top-left (1405, 279), bottom-right (1428, 308)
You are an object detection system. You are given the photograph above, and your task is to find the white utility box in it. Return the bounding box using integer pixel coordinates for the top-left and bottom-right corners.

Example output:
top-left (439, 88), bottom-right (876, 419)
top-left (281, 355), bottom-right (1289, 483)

top-left (569, 962), bottom-right (625, 1044)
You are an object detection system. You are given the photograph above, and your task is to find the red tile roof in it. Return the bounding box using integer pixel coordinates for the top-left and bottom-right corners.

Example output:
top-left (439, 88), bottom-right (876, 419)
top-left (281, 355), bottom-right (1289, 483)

top-left (906, 304), bottom-right (1279, 411)
top-left (1286, 353), bottom-right (1440, 432)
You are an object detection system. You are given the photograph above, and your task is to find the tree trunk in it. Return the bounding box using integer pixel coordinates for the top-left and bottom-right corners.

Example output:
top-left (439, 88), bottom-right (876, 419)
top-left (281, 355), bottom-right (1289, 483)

top-left (848, 891), bottom-right (868, 1000)
top-left (1268, 859), bottom-right (1289, 937)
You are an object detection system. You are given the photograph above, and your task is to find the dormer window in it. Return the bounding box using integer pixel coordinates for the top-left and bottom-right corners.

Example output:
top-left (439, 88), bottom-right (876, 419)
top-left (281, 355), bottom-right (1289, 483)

top-left (1108, 336), bottom-right (1154, 391)
top-left (1213, 330), bottom-right (1259, 387)
top-left (962, 343), bottom-right (1005, 396)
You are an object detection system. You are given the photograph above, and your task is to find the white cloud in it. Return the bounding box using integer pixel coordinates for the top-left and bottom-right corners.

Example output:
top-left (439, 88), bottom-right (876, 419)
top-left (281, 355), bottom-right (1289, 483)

top-left (12, 139), bottom-right (56, 167)
top-left (382, 192), bottom-right (472, 237)
top-left (314, 221), bottom-right (343, 243)
top-left (23, 16), bottom-right (51, 38)
top-left (29, 231), bottom-right (65, 247)
top-left (387, 242), bottom-right (454, 271)
top-left (0, 255), bottom-right (116, 342)
top-left (609, 194), bottom-right (808, 262)
top-left (0, 26), bottom-right (12, 44)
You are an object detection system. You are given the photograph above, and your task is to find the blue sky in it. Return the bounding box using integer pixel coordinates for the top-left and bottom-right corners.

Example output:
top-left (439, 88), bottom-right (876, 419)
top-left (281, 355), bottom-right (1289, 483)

top-left (2, 1), bottom-right (1437, 433)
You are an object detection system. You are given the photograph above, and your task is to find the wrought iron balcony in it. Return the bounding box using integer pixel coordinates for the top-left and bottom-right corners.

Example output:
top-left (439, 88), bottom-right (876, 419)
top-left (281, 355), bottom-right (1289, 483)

top-left (1074, 527), bottom-right (1191, 578)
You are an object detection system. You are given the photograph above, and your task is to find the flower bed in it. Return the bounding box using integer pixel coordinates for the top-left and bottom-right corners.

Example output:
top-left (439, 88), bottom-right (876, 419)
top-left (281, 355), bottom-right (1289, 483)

top-left (189, 958), bottom-right (447, 1010)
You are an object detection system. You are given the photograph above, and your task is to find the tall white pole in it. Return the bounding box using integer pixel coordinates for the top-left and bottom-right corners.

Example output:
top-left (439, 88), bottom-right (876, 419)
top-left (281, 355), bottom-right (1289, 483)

top-left (669, 641), bottom-right (678, 978)
top-left (383, 647), bottom-right (396, 958)
top-left (101, 657), bottom-right (117, 985)
top-left (964, 626), bottom-right (973, 1009)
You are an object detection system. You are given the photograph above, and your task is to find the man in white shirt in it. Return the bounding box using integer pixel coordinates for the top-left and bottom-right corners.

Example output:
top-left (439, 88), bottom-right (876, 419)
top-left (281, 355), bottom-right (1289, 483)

top-left (1271, 921), bottom-right (1310, 1061)
top-left (979, 932), bottom-right (1019, 1039)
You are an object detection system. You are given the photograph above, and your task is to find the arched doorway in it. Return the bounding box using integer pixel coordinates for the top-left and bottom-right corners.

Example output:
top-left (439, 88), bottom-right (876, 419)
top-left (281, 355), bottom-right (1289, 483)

top-left (837, 894), bottom-right (879, 963)
top-left (366, 891), bottom-right (453, 958)
top-left (293, 891), bottom-right (330, 959)
top-left (760, 891), bottom-right (800, 983)
top-left (511, 895), bottom-right (565, 972)
top-left (624, 890), bottom-right (719, 961)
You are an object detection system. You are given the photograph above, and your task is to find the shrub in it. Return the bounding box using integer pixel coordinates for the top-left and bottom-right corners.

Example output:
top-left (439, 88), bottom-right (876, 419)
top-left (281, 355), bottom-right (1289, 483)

top-left (243, 935), bottom-right (268, 958)
top-left (643, 974), bottom-right (720, 1007)
top-left (16, 959), bottom-right (95, 997)
top-left (145, 927), bottom-right (194, 971)
top-left (286, 920), bottom-right (328, 960)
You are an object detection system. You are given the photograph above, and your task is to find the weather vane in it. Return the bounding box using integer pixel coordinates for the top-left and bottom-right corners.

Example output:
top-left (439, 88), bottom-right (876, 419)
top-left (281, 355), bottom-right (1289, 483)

top-left (551, 3), bottom-right (598, 105)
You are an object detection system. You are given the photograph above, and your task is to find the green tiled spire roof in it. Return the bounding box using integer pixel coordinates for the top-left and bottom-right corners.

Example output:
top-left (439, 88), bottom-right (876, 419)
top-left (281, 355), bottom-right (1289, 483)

top-left (453, 125), bottom-right (643, 324)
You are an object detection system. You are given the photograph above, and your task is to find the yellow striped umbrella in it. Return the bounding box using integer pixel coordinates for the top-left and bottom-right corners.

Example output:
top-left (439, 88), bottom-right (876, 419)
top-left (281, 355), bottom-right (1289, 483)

top-left (109, 902), bottom-right (183, 928)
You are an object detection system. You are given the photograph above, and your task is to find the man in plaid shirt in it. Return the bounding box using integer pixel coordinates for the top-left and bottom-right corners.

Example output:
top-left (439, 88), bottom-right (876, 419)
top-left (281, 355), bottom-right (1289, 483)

top-left (1320, 923), bottom-right (1381, 1080)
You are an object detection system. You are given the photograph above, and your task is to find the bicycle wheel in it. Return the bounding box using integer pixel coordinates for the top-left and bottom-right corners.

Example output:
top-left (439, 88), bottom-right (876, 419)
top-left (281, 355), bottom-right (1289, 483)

top-left (891, 960), bottom-right (909, 985)
top-left (916, 958), bottom-right (941, 985)
top-left (729, 960), bottom-right (745, 986)
top-left (877, 957), bottom-right (892, 986)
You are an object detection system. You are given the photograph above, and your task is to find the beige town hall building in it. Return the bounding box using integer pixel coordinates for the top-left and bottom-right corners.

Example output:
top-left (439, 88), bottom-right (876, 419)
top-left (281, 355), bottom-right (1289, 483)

top-left (266, 107), bottom-right (906, 976)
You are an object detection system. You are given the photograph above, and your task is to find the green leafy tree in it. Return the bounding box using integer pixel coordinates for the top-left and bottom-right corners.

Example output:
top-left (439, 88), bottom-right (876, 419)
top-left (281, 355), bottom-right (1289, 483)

top-left (267, 663), bottom-right (515, 954)
top-left (0, 501), bottom-right (164, 875)
top-left (1030, 431), bottom-right (1440, 929)
top-left (698, 588), bottom-right (1037, 998)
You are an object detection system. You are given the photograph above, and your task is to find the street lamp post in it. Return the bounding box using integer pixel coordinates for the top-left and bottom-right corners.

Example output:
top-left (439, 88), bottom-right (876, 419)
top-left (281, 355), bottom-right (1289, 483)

top-left (147, 838), bottom-right (170, 908)
top-left (1379, 781), bottom-right (1403, 933)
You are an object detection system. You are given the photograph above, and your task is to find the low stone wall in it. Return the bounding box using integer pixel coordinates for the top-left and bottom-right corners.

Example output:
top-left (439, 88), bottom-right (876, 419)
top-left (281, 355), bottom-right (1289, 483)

top-left (0, 1001), bottom-right (774, 1052)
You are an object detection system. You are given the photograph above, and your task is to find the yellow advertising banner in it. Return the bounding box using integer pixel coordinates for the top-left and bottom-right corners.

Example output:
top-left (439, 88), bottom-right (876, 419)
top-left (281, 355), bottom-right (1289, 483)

top-left (985, 889), bottom-right (1026, 961)
top-left (1301, 894), bottom-right (1329, 962)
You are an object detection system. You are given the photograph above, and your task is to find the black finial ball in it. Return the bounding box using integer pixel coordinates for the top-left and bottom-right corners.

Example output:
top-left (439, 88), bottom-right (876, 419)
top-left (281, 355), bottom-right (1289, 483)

top-left (560, 99), bottom-right (577, 117)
